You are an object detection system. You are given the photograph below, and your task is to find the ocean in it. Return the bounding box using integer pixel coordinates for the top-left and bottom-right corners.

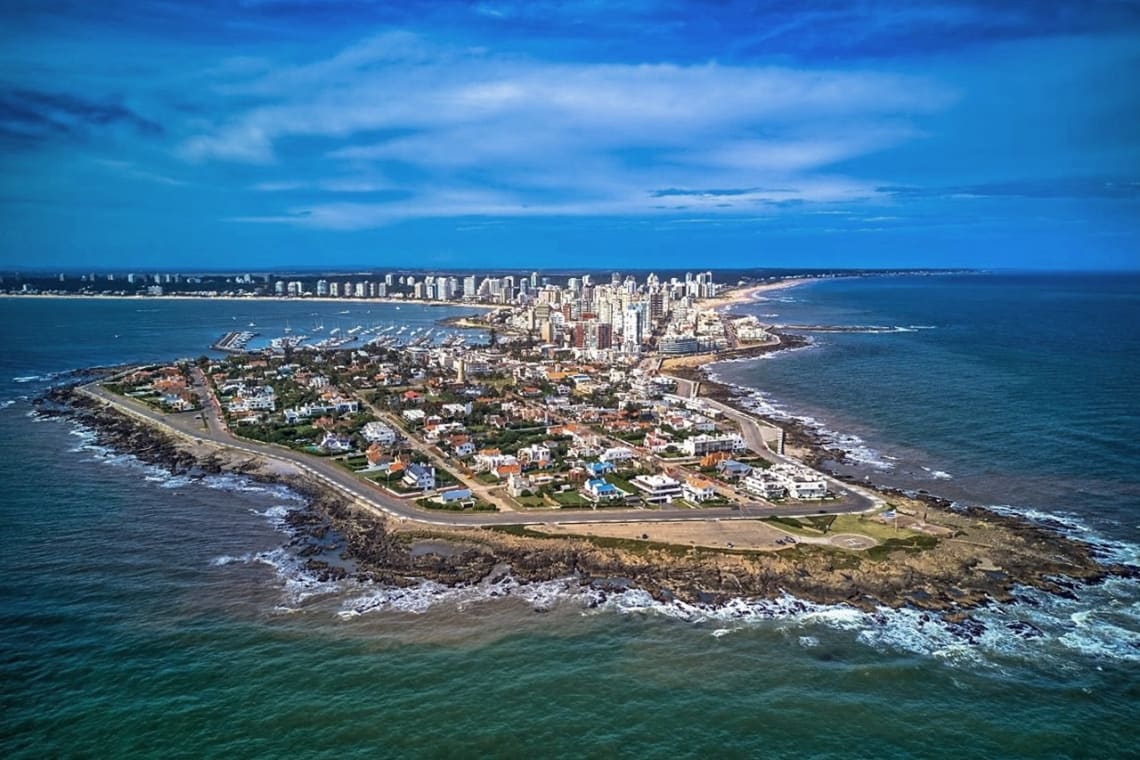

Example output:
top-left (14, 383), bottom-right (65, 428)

top-left (1, 279), bottom-right (1138, 759)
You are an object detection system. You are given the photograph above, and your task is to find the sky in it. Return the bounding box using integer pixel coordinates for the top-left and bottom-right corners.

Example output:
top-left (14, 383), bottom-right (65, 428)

top-left (1, 0), bottom-right (1138, 271)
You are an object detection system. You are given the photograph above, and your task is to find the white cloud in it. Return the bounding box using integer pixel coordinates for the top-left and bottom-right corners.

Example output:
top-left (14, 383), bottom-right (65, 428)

top-left (185, 32), bottom-right (954, 226)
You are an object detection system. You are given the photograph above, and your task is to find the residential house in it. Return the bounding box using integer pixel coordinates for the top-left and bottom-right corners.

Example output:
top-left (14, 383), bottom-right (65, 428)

top-left (585, 461), bottom-right (616, 478)
top-left (441, 402), bottom-right (472, 418)
top-left (716, 459), bottom-right (753, 479)
top-left (494, 461), bottom-right (523, 480)
top-left (631, 474), bottom-right (683, 504)
top-left (507, 473), bottom-right (534, 497)
top-left (361, 421), bottom-right (397, 445)
top-left (435, 488), bottom-right (473, 506)
top-left (768, 464), bottom-right (828, 500)
top-left (582, 478), bottom-right (623, 503)
top-left (319, 432), bottom-right (353, 453)
top-left (681, 433), bottom-right (746, 457)
top-left (402, 463), bottom-right (436, 491)
top-left (742, 473), bottom-right (787, 500)
top-left (519, 444), bottom-right (553, 469)
top-left (599, 446), bottom-right (634, 463)
top-left (682, 476), bottom-right (717, 503)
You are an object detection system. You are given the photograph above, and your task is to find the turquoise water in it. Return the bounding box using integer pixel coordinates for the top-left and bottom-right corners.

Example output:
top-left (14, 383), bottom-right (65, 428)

top-left (2, 282), bottom-right (1139, 758)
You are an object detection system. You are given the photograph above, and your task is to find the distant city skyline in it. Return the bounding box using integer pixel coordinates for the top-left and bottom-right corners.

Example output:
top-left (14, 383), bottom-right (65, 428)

top-left (2, 1), bottom-right (1138, 270)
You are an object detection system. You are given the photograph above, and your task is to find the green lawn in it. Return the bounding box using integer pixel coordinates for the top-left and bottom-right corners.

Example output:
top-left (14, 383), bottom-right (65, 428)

top-left (827, 513), bottom-right (920, 542)
top-left (605, 474), bottom-right (638, 494)
top-left (551, 491), bottom-right (593, 507)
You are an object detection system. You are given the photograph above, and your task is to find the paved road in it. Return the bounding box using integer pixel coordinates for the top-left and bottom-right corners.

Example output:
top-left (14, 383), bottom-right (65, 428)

top-left (80, 374), bottom-right (878, 528)
top-left (664, 373), bottom-right (886, 513)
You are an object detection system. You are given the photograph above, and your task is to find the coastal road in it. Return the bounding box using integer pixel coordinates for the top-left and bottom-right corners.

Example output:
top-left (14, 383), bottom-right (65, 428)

top-left (81, 376), bottom-right (878, 529)
top-left (664, 373), bottom-right (886, 513)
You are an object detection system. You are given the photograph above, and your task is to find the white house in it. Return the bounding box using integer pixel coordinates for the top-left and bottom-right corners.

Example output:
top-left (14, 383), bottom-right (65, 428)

top-left (319, 432), bottom-right (353, 453)
top-left (361, 421), bottom-right (397, 445)
top-left (681, 433), bottom-right (746, 457)
top-left (519, 444), bottom-right (553, 468)
top-left (742, 473), bottom-right (787, 500)
top-left (441, 402), bottom-right (472, 418)
top-left (599, 446), bottom-right (635, 463)
top-left (769, 464), bottom-right (828, 500)
top-left (402, 408), bottom-right (426, 423)
top-left (631, 474), bottom-right (683, 504)
top-left (507, 473), bottom-right (534, 498)
top-left (682, 476), bottom-right (717, 503)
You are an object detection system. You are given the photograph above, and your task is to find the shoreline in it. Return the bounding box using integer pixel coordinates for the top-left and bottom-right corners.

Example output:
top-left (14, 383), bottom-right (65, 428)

top-left (39, 376), bottom-right (1134, 615)
top-left (0, 293), bottom-right (501, 310)
top-left (698, 276), bottom-right (821, 312)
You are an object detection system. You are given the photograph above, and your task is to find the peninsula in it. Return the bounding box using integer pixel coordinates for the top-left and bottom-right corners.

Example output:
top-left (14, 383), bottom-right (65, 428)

top-left (40, 272), bottom-right (1133, 617)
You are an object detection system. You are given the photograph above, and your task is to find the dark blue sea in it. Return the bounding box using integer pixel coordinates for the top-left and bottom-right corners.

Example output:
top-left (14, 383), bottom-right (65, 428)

top-left (1, 281), bottom-right (1138, 759)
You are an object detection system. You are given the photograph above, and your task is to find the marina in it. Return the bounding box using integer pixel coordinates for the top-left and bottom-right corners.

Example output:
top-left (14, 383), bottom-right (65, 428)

top-left (211, 330), bottom-right (257, 353)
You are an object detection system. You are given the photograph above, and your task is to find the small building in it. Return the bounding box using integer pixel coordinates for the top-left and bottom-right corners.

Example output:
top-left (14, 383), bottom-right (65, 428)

top-left (716, 459), bottom-right (753, 479)
top-left (435, 488), bottom-right (473, 505)
top-left (507, 473), bottom-right (534, 498)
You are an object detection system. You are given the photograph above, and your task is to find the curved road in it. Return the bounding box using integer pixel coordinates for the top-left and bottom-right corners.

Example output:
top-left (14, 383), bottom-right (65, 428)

top-left (81, 376), bottom-right (878, 528)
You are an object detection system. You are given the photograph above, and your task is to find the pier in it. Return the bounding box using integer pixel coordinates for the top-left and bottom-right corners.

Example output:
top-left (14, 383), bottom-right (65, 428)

top-left (211, 330), bottom-right (257, 353)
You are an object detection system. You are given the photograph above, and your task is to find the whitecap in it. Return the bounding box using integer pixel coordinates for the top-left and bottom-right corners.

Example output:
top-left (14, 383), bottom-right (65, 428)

top-left (711, 378), bottom-right (895, 471)
top-left (210, 553), bottom-right (252, 567)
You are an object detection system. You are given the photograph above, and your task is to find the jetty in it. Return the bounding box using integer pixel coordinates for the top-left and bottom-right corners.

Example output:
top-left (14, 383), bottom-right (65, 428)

top-left (211, 330), bottom-right (257, 353)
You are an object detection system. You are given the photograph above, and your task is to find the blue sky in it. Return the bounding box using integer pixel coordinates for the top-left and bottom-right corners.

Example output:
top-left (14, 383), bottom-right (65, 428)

top-left (1, 0), bottom-right (1138, 270)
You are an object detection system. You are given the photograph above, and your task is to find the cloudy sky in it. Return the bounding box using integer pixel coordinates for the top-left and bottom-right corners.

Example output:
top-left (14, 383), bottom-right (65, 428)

top-left (2, 0), bottom-right (1138, 270)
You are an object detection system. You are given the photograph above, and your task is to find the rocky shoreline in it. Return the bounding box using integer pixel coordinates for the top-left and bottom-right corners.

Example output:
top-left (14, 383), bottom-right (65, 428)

top-left (41, 380), bottom-right (1136, 621)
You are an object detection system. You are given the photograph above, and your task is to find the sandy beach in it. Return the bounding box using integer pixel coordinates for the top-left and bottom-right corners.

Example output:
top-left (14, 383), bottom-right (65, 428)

top-left (698, 277), bottom-right (818, 312)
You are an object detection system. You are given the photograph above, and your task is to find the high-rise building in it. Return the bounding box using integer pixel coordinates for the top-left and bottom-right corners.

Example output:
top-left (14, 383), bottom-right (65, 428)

top-left (622, 305), bottom-right (642, 353)
top-left (595, 323), bottom-right (612, 350)
top-left (463, 275), bottom-right (477, 298)
top-left (572, 323), bottom-right (586, 348)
